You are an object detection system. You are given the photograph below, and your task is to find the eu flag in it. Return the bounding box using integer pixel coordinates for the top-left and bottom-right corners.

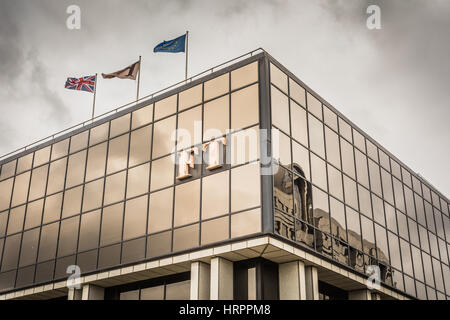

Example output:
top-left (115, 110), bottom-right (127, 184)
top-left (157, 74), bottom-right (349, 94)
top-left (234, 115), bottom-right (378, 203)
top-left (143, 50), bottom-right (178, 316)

top-left (154, 34), bottom-right (186, 53)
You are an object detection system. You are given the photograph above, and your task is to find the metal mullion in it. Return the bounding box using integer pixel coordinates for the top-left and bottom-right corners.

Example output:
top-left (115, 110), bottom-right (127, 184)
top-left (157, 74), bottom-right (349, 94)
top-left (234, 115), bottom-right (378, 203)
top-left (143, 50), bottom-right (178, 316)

top-left (0, 158), bottom-right (17, 275)
top-left (199, 80), bottom-right (207, 247)
top-left (12, 153), bottom-right (35, 287)
top-left (118, 113), bottom-right (133, 264)
top-left (95, 122), bottom-right (111, 270)
top-left (144, 104), bottom-right (155, 260)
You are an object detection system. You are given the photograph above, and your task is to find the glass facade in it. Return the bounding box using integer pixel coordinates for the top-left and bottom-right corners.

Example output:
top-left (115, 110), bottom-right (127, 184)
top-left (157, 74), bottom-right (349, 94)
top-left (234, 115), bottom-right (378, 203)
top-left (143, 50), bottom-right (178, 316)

top-left (269, 62), bottom-right (450, 300)
top-left (0, 61), bottom-right (262, 293)
top-left (0, 53), bottom-right (448, 300)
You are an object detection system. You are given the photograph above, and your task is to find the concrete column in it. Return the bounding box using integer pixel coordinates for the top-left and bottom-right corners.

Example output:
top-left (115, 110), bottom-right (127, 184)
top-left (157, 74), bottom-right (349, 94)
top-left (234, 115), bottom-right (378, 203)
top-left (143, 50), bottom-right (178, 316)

top-left (348, 289), bottom-right (380, 300)
top-left (279, 261), bottom-right (306, 300)
top-left (305, 266), bottom-right (319, 300)
top-left (210, 257), bottom-right (233, 300)
top-left (247, 267), bottom-right (257, 300)
top-left (190, 261), bottom-right (210, 300)
top-left (68, 288), bottom-right (83, 300)
top-left (81, 284), bottom-right (105, 300)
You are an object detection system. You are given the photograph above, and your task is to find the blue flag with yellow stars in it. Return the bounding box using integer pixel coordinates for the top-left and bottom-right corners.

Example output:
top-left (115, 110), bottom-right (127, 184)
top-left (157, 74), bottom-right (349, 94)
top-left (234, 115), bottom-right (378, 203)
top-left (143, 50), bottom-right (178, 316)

top-left (154, 34), bottom-right (186, 53)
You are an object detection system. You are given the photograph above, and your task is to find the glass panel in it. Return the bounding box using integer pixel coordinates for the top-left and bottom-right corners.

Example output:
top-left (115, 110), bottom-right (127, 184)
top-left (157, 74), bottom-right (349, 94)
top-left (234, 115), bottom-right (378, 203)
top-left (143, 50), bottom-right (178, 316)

top-left (132, 104), bottom-right (153, 130)
top-left (378, 150), bottom-right (390, 172)
top-left (323, 106), bottom-right (337, 131)
top-left (0, 211), bottom-right (7, 237)
top-left (324, 127), bottom-right (340, 170)
top-left (202, 171), bottom-right (229, 219)
top-left (1, 234), bottom-right (21, 271)
top-left (327, 165), bottom-right (343, 201)
top-left (150, 155), bottom-right (174, 191)
top-left (147, 231), bottom-right (171, 258)
top-left (100, 202), bottom-right (124, 246)
top-left (11, 171), bottom-right (30, 207)
top-left (0, 179), bottom-right (14, 211)
top-left (0, 160), bottom-right (16, 180)
top-left (290, 100), bottom-right (308, 147)
top-left (177, 106), bottom-right (202, 150)
top-left (402, 167), bottom-right (412, 188)
top-left (361, 216), bottom-right (375, 256)
top-left (308, 114), bottom-right (324, 158)
top-left (391, 159), bottom-right (401, 180)
top-left (292, 140), bottom-right (310, 180)
top-left (141, 285), bottom-right (164, 300)
top-left (29, 165), bottom-right (48, 201)
top-left (179, 84), bottom-right (202, 111)
top-left (174, 180), bottom-right (200, 227)
top-left (340, 138), bottom-right (355, 180)
top-left (110, 114), bottom-right (130, 138)
top-left (85, 143), bottom-right (107, 182)
top-left (33, 146), bottom-right (50, 167)
top-left (204, 73), bottom-right (229, 101)
top-left (270, 63), bottom-right (288, 93)
top-left (312, 186), bottom-right (329, 233)
top-left (231, 83), bottom-right (259, 131)
top-left (397, 211), bottom-right (408, 240)
top-left (231, 162), bottom-right (260, 212)
top-left (408, 218), bottom-right (420, 247)
top-left (57, 216), bottom-right (79, 257)
top-left (419, 225), bottom-right (430, 253)
top-left (277, 131), bottom-right (291, 167)
top-left (231, 208), bottom-right (261, 238)
top-left (310, 154), bottom-right (327, 191)
top-left (127, 163), bottom-right (149, 199)
top-left (274, 167), bottom-right (293, 215)
top-left (368, 159), bottom-right (381, 197)
top-left (66, 150), bottom-right (86, 188)
top-left (152, 116), bottom-right (176, 159)
top-left (70, 131), bottom-right (88, 154)
top-left (414, 194), bottom-right (426, 226)
top-left (425, 202), bottom-right (435, 233)
top-left (107, 134), bottom-right (129, 174)
top-left (422, 184), bottom-right (431, 203)
top-left (385, 203), bottom-right (397, 233)
top-left (338, 118), bottom-right (352, 143)
top-left (51, 139), bottom-right (69, 161)
top-left (230, 125), bottom-right (259, 166)
top-left (154, 94), bottom-right (177, 120)
top-left (289, 78), bottom-right (306, 106)
top-left (353, 129), bottom-right (366, 153)
top-left (17, 154), bottom-right (33, 174)
top-left (173, 223), bottom-right (199, 252)
top-left (38, 222), bottom-right (59, 262)
top-left (43, 192), bottom-right (63, 224)
top-left (423, 252), bottom-right (434, 286)
top-left (307, 92), bottom-right (322, 120)
top-left (204, 95), bottom-right (229, 140)
top-left (129, 125), bottom-right (152, 167)
top-left (404, 186), bottom-right (415, 220)
top-left (358, 184), bottom-right (372, 218)
top-left (165, 280), bottom-right (191, 300)
top-left (47, 158), bottom-right (67, 195)
top-left (82, 179), bottom-right (104, 212)
top-left (7, 205), bottom-right (26, 235)
top-left (271, 85), bottom-right (289, 135)
top-left (375, 224), bottom-right (389, 264)
top-left (120, 290), bottom-right (139, 300)
top-left (355, 149), bottom-right (369, 188)
top-left (343, 175), bottom-right (358, 210)
top-left (98, 244), bottom-right (120, 269)
top-left (432, 258), bottom-right (445, 293)
top-left (381, 169), bottom-right (394, 205)
top-left (388, 232), bottom-right (402, 270)
top-left (78, 210), bottom-right (100, 252)
top-left (25, 199), bottom-right (43, 230)
top-left (346, 206), bottom-right (362, 250)
top-left (412, 176), bottom-right (422, 195)
top-left (231, 61), bottom-right (258, 91)
top-left (122, 237), bottom-right (146, 264)
top-left (104, 171), bottom-right (126, 206)
top-left (148, 187), bottom-right (173, 234)
top-left (89, 122), bottom-right (109, 146)
top-left (77, 247), bottom-right (98, 274)
top-left (393, 178), bottom-right (405, 213)
top-left (330, 197), bottom-right (346, 241)
top-left (123, 195), bottom-right (148, 240)
top-left (62, 186), bottom-right (82, 218)
top-left (201, 216), bottom-right (229, 245)
top-left (371, 194), bottom-right (384, 226)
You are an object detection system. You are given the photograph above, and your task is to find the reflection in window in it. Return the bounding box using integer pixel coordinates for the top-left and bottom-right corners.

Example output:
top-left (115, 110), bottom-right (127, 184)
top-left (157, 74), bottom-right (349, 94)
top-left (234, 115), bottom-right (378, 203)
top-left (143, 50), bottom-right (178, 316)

top-left (310, 154), bottom-right (327, 192)
top-left (110, 114), bottom-right (130, 138)
top-left (155, 94), bottom-right (177, 120)
top-left (271, 85), bottom-right (289, 135)
top-left (204, 95), bottom-right (229, 140)
top-left (148, 188), bottom-right (173, 234)
top-left (66, 150), bottom-right (86, 188)
top-left (231, 84), bottom-right (259, 131)
top-left (123, 195), bottom-right (148, 241)
top-left (179, 84), bottom-right (202, 111)
top-left (173, 224), bottom-right (199, 252)
top-left (293, 174), bottom-right (313, 223)
top-left (330, 197), bottom-right (346, 242)
top-left (129, 125), bottom-right (152, 167)
top-left (231, 208), bottom-right (261, 238)
top-left (361, 216), bottom-right (376, 256)
top-left (132, 104), bottom-right (153, 130)
top-left (174, 180), bottom-right (200, 227)
top-left (292, 141), bottom-right (310, 180)
top-left (86, 143), bottom-right (107, 181)
top-left (308, 115), bottom-right (325, 158)
top-left (346, 206), bottom-right (362, 251)
top-left (274, 167), bottom-right (293, 215)
top-left (11, 172), bottom-right (31, 207)
top-left (231, 162), bottom-right (260, 213)
top-left (202, 171), bottom-right (229, 220)
top-left (100, 202), bottom-right (124, 246)
top-left (295, 220), bottom-right (314, 249)
top-left (201, 216), bottom-right (229, 245)
top-left (107, 134), bottom-right (129, 175)
top-left (47, 158), bottom-right (67, 195)
top-left (312, 186), bottom-right (329, 234)
top-left (152, 116), bottom-right (176, 159)
top-left (290, 101), bottom-right (308, 147)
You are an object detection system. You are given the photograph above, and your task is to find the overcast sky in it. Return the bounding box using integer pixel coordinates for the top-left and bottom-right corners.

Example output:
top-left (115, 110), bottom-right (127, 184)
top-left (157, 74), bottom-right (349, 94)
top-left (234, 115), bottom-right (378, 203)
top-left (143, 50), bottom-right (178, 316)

top-left (0, 0), bottom-right (449, 198)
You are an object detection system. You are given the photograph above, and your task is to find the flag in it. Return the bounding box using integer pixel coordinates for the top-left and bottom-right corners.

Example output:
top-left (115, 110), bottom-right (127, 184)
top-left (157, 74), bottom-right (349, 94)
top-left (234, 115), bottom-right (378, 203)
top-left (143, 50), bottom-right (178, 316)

top-left (65, 75), bottom-right (96, 93)
top-left (154, 34), bottom-right (186, 53)
top-left (102, 60), bottom-right (140, 80)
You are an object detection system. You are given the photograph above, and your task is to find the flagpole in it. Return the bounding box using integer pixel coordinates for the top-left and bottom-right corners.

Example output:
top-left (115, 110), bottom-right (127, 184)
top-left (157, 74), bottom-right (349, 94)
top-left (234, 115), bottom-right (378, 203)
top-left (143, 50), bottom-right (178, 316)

top-left (185, 31), bottom-right (189, 80)
top-left (92, 73), bottom-right (98, 120)
top-left (136, 55), bottom-right (142, 102)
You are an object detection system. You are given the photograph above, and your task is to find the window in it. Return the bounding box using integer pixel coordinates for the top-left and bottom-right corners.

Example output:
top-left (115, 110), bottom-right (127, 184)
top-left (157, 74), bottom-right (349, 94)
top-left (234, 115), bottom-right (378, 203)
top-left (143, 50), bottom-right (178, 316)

top-left (202, 171), bottom-right (229, 219)
top-left (86, 143), bottom-right (107, 181)
top-left (201, 216), bottom-right (229, 245)
top-left (132, 104), bottom-right (153, 130)
top-left (90, 122), bottom-right (109, 146)
top-left (179, 84), bottom-right (202, 111)
top-left (110, 114), bottom-right (130, 138)
top-left (231, 62), bottom-right (258, 91)
top-left (204, 95), bottom-right (229, 140)
top-left (148, 188), bottom-right (173, 234)
top-left (290, 101), bottom-right (308, 147)
top-left (107, 134), bottom-right (129, 174)
top-left (271, 85), bottom-right (289, 135)
top-left (123, 195), bottom-right (148, 240)
top-left (152, 116), bottom-right (176, 159)
top-left (231, 83), bottom-right (259, 131)
top-left (231, 162), bottom-right (260, 212)
top-left (204, 73), bottom-right (229, 101)
top-left (270, 63), bottom-right (288, 94)
top-left (100, 202), bottom-right (124, 246)
top-left (129, 125), bottom-right (152, 167)
top-left (155, 95), bottom-right (177, 120)
top-left (174, 180), bottom-right (200, 227)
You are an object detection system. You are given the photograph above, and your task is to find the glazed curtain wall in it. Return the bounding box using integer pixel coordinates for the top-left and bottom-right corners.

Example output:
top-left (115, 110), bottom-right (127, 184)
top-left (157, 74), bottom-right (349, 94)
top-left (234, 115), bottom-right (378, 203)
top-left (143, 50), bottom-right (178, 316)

top-left (269, 62), bottom-right (450, 300)
top-left (0, 61), bottom-right (263, 293)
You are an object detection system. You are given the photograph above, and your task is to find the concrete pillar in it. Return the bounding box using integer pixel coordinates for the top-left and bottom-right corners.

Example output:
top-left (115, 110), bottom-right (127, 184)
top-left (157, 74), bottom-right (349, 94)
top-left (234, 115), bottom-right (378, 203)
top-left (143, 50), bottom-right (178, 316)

top-left (81, 284), bottom-right (104, 300)
top-left (279, 261), bottom-right (306, 300)
top-left (190, 261), bottom-right (210, 300)
top-left (305, 266), bottom-right (319, 300)
top-left (210, 257), bottom-right (233, 300)
top-left (68, 288), bottom-right (83, 300)
top-left (247, 267), bottom-right (257, 300)
top-left (348, 289), bottom-right (380, 300)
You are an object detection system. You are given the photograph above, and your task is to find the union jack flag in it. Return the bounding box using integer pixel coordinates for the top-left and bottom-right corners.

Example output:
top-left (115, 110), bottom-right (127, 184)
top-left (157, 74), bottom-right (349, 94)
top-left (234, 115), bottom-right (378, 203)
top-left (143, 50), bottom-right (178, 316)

top-left (65, 75), bottom-right (96, 93)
